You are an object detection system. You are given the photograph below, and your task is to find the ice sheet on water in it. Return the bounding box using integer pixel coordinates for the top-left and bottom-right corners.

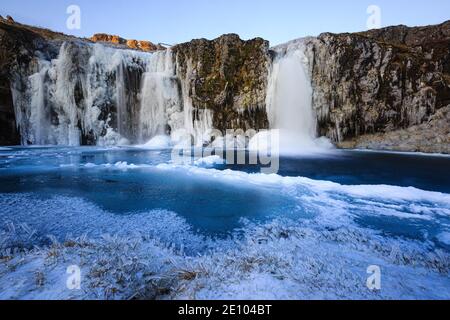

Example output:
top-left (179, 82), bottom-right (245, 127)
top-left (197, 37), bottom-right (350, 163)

top-left (1, 156), bottom-right (449, 299)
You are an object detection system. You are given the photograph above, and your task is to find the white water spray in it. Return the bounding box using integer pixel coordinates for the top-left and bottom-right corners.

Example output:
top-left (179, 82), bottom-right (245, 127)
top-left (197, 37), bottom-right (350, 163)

top-left (139, 50), bottom-right (181, 143)
top-left (265, 42), bottom-right (332, 154)
top-left (11, 41), bottom-right (216, 147)
top-left (12, 39), bottom-right (331, 152)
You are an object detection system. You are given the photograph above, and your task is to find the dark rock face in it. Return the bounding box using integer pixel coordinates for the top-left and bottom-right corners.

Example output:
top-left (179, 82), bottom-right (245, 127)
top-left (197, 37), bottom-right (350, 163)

top-left (0, 78), bottom-right (19, 145)
top-left (304, 22), bottom-right (450, 151)
top-left (173, 34), bottom-right (271, 133)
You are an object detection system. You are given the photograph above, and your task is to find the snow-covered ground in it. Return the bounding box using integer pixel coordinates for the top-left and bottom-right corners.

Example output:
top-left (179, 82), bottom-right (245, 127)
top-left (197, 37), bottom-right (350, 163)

top-left (1, 190), bottom-right (448, 300)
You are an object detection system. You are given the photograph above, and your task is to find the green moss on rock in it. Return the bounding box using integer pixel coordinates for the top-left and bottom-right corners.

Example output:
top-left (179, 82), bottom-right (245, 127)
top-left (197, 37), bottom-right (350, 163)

top-left (173, 34), bottom-right (270, 132)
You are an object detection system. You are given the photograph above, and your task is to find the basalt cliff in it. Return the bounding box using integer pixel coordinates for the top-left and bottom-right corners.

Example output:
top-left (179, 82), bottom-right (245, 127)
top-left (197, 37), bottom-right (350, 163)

top-left (0, 16), bottom-right (449, 153)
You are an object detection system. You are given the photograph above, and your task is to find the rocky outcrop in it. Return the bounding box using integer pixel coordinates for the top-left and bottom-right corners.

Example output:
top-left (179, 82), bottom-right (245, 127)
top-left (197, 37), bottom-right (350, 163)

top-left (338, 106), bottom-right (450, 154)
top-left (90, 33), bottom-right (165, 52)
top-left (173, 34), bottom-right (270, 132)
top-left (304, 21), bottom-right (450, 152)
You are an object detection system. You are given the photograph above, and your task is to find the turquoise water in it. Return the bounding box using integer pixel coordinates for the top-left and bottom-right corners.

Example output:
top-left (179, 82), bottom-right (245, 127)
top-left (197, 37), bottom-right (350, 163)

top-left (0, 146), bottom-right (449, 245)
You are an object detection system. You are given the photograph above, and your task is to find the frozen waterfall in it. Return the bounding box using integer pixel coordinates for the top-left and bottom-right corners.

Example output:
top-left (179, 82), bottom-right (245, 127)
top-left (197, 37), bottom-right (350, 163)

top-left (11, 39), bottom-right (331, 152)
top-left (10, 42), bottom-right (197, 147)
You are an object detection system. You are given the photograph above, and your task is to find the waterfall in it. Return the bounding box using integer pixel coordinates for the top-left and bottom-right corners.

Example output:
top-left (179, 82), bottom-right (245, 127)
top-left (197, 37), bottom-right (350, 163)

top-left (28, 62), bottom-right (51, 145)
top-left (11, 40), bottom-right (216, 147)
top-left (265, 41), bottom-right (332, 154)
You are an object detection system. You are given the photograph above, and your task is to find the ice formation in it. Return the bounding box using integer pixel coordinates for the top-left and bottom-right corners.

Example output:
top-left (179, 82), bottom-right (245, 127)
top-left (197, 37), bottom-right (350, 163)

top-left (10, 42), bottom-right (214, 147)
top-left (265, 41), bottom-right (333, 154)
top-left (1, 189), bottom-right (449, 300)
top-left (10, 39), bottom-right (334, 152)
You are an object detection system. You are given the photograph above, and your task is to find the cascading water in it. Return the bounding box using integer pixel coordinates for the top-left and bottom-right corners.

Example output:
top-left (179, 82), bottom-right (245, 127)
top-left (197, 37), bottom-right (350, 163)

top-left (11, 38), bottom-right (330, 151)
top-left (28, 61), bottom-right (51, 145)
top-left (264, 41), bottom-right (332, 154)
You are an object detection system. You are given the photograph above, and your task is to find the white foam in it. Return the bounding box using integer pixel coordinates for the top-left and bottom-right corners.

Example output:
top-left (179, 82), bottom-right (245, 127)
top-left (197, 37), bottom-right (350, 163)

top-left (194, 155), bottom-right (225, 167)
top-left (137, 135), bottom-right (171, 149)
top-left (84, 163), bottom-right (97, 168)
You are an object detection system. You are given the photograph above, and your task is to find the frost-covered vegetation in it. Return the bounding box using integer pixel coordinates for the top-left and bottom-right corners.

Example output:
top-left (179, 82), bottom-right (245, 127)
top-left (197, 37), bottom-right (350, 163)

top-left (1, 193), bottom-right (449, 300)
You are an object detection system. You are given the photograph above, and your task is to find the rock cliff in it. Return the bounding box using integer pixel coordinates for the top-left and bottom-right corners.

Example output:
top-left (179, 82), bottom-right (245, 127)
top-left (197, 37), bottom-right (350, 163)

top-left (172, 34), bottom-right (270, 132)
top-left (304, 21), bottom-right (450, 152)
top-left (0, 16), bottom-right (449, 153)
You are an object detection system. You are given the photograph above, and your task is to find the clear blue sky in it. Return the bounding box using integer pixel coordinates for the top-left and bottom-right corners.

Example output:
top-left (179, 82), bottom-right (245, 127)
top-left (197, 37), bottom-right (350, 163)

top-left (2, 0), bottom-right (449, 46)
